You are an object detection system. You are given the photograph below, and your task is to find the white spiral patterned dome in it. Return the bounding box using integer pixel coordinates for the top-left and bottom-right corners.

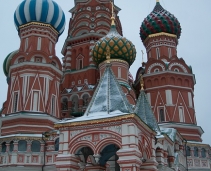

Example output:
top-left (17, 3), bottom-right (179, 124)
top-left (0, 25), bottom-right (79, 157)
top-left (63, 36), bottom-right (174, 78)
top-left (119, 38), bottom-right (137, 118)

top-left (14, 0), bottom-right (65, 36)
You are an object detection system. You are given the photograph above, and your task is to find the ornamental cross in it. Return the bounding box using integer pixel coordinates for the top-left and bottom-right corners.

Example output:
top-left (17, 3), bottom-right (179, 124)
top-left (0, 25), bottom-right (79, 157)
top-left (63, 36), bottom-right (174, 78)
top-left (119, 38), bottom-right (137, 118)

top-left (140, 74), bottom-right (144, 90)
top-left (110, 1), bottom-right (114, 18)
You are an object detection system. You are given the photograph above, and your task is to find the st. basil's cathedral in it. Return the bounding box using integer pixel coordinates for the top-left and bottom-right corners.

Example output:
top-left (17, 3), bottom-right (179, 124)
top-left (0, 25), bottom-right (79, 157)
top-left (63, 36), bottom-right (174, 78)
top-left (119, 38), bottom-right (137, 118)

top-left (0, 0), bottom-right (210, 171)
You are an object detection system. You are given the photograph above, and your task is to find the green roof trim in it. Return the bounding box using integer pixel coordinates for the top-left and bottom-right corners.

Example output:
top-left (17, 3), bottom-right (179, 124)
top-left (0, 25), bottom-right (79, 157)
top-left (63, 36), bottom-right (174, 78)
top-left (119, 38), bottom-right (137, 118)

top-left (3, 50), bottom-right (18, 77)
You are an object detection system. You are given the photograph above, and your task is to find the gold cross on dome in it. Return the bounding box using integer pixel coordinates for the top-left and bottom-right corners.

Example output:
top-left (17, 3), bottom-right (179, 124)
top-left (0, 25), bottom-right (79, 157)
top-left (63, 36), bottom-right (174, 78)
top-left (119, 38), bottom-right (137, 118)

top-left (140, 74), bottom-right (144, 90)
top-left (110, 1), bottom-right (115, 25)
top-left (156, 0), bottom-right (159, 2)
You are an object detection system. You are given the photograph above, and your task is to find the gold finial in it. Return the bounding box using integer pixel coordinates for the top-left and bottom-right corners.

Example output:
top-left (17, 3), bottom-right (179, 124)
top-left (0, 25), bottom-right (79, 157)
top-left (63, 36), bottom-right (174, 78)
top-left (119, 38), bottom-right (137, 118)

top-left (140, 74), bottom-right (144, 90)
top-left (106, 47), bottom-right (111, 63)
top-left (141, 50), bottom-right (144, 64)
top-left (156, 0), bottom-right (159, 2)
top-left (110, 1), bottom-right (115, 26)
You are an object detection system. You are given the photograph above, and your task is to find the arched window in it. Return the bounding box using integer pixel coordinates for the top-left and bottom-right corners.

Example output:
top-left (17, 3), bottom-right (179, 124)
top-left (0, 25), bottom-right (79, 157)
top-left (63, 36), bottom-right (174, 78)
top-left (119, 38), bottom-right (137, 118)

top-left (62, 98), bottom-right (68, 110)
top-left (55, 138), bottom-right (59, 151)
top-left (1, 142), bottom-right (6, 153)
top-left (31, 141), bottom-right (41, 152)
top-left (18, 140), bottom-right (27, 151)
top-left (10, 141), bottom-right (14, 152)
top-left (82, 94), bottom-right (89, 107)
top-left (201, 148), bottom-right (206, 158)
top-left (159, 108), bottom-right (165, 122)
top-left (194, 147), bottom-right (198, 157)
top-left (72, 96), bottom-right (79, 113)
top-left (186, 146), bottom-right (191, 156)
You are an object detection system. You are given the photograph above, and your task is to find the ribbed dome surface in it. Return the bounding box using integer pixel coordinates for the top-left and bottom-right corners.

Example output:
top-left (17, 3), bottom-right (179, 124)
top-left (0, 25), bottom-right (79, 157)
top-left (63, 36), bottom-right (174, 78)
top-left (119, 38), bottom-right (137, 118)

top-left (92, 25), bottom-right (136, 66)
top-left (140, 2), bottom-right (181, 41)
top-left (14, 0), bottom-right (65, 36)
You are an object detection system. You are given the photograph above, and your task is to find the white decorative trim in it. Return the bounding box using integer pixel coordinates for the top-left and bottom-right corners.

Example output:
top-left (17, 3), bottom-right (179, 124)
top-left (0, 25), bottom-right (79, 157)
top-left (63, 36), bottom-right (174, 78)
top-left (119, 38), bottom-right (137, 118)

top-left (169, 63), bottom-right (188, 73)
top-left (147, 63), bottom-right (165, 74)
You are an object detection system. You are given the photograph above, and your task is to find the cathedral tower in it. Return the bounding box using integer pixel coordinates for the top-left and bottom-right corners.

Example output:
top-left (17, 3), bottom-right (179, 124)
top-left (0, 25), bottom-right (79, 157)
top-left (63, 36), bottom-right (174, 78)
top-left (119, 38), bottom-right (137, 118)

top-left (135, 0), bottom-right (202, 142)
top-left (2, 0), bottom-right (65, 135)
top-left (60, 0), bottom-right (136, 118)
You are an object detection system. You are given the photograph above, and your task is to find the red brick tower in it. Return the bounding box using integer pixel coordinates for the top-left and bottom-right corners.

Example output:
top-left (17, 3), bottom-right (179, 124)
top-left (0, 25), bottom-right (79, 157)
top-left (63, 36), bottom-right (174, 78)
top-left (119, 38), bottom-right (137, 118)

top-left (61, 0), bottom-right (136, 118)
top-left (1, 0), bottom-right (66, 135)
top-left (135, 0), bottom-right (202, 142)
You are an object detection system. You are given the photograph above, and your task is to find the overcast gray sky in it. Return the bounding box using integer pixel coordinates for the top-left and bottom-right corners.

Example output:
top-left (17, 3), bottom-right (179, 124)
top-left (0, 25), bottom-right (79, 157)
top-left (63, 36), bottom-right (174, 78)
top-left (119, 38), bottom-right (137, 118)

top-left (0, 0), bottom-right (210, 145)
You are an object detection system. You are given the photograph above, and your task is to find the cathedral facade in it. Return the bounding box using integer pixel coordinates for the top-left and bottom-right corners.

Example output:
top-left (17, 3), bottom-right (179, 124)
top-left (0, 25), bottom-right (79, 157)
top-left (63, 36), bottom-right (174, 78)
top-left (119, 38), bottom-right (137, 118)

top-left (0, 0), bottom-right (210, 171)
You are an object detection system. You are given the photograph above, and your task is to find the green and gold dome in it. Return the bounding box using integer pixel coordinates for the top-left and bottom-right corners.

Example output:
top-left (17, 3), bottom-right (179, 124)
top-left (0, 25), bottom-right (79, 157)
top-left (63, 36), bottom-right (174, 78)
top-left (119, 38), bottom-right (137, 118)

top-left (3, 50), bottom-right (18, 77)
top-left (92, 24), bottom-right (136, 66)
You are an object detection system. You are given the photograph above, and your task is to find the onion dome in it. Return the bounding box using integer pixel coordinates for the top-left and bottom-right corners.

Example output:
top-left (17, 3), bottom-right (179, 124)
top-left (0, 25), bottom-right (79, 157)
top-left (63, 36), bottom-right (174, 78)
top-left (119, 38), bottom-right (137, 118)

top-left (92, 23), bottom-right (136, 66)
top-left (3, 50), bottom-right (18, 77)
top-left (14, 0), bottom-right (65, 36)
top-left (140, 1), bottom-right (181, 42)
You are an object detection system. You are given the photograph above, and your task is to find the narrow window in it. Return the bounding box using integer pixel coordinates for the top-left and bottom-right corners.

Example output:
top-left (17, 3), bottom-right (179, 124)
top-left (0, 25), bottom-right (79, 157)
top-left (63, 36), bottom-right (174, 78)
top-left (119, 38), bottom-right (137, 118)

top-left (201, 148), bottom-right (206, 158)
top-left (49, 41), bottom-right (52, 54)
top-left (188, 92), bottom-right (193, 107)
top-left (84, 79), bottom-right (88, 84)
top-left (62, 98), bottom-right (68, 110)
top-left (25, 38), bottom-right (28, 52)
top-left (37, 37), bottom-right (42, 50)
top-left (156, 47), bottom-right (160, 59)
top-left (78, 59), bottom-right (83, 69)
top-left (159, 108), bottom-right (165, 122)
top-left (168, 47), bottom-right (172, 58)
top-left (165, 90), bottom-right (173, 105)
top-left (118, 67), bottom-right (121, 78)
top-left (194, 147), bottom-right (198, 157)
top-left (10, 141), bottom-right (14, 152)
top-left (179, 106), bottom-right (185, 122)
top-left (13, 92), bottom-right (18, 112)
top-left (186, 146), bottom-right (191, 156)
top-left (55, 138), bottom-right (59, 151)
top-left (51, 95), bottom-right (56, 116)
top-left (32, 91), bottom-right (39, 111)
top-left (1, 142), bottom-right (6, 153)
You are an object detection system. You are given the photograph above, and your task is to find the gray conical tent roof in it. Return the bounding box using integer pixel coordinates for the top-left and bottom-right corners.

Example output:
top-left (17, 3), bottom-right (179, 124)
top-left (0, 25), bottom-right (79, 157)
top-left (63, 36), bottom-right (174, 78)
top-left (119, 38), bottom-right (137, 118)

top-left (84, 64), bottom-right (133, 116)
top-left (134, 90), bottom-right (160, 133)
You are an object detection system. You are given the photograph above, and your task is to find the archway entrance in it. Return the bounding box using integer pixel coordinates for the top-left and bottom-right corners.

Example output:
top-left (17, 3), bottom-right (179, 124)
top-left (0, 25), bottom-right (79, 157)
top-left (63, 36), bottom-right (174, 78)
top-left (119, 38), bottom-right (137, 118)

top-left (99, 144), bottom-right (120, 171)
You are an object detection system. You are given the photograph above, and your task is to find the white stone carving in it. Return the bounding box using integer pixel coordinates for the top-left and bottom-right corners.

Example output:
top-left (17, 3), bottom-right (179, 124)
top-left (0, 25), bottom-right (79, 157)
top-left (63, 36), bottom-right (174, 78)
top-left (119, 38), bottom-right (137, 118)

top-left (103, 126), bottom-right (122, 134)
top-left (147, 63), bottom-right (165, 74)
top-left (169, 63), bottom-right (188, 73)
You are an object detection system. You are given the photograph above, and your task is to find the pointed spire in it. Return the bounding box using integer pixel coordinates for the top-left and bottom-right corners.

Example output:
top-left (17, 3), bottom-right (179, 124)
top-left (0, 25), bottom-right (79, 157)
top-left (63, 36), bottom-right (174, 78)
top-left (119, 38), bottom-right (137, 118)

top-left (84, 65), bottom-right (133, 116)
top-left (134, 87), bottom-right (160, 133)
